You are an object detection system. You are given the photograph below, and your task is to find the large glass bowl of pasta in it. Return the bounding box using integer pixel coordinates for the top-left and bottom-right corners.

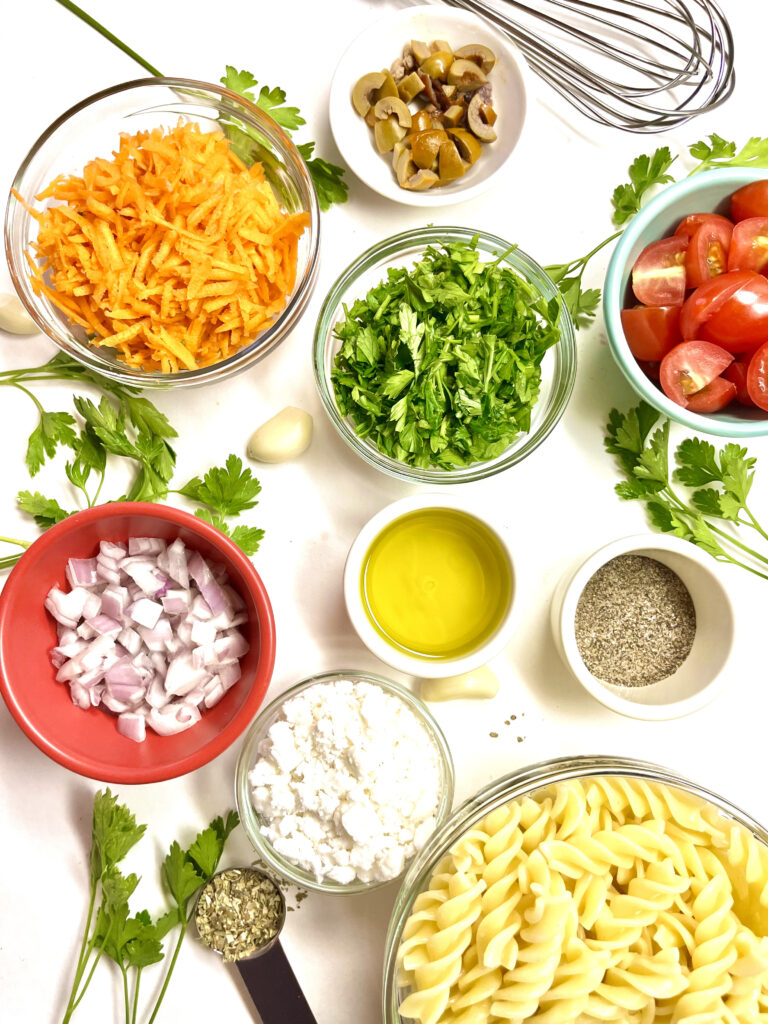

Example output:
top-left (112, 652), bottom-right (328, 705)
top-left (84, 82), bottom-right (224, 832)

top-left (383, 755), bottom-right (768, 1024)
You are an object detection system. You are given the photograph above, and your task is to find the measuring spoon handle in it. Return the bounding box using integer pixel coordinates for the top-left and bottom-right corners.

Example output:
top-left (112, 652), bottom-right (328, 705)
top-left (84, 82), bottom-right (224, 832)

top-left (236, 940), bottom-right (318, 1024)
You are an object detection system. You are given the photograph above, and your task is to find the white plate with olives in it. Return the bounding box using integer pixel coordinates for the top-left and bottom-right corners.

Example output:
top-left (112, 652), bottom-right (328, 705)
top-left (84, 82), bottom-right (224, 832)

top-left (329, 4), bottom-right (529, 206)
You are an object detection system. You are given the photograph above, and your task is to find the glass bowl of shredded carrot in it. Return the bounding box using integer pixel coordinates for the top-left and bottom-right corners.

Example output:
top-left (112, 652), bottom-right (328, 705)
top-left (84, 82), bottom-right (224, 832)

top-left (5, 78), bottom-right (319, 387)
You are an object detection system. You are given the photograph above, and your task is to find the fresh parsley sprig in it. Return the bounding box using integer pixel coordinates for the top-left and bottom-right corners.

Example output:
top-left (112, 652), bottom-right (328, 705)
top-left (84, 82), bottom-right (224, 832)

top-left (688, 133), bottom-right (768, 175)
top-left (0, 355), bottom-right (264, 566)
top-left (605, 402), bottom-right (768, 581)
top-left (611, 147), bottom-right (677, 225)
top-left (61, 790), bottom-right (239, 1024)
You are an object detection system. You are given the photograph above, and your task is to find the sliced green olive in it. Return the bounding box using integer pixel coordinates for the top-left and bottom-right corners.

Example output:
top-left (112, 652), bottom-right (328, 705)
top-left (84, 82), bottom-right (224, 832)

top-left (453, 43), bottom-right (497, 74)
top-left (447, 59), bottom-right (487, 91)
top-left (376, 70), bottom-right (400, 102)
top-left (352, 71), bottom-right (386, 117)
top-left (410, 39), bottom-right (431, 64)
top-left (409, 129), bottom-right (448, 170)
top-left (398, 71), bottom-right (425, 103)
top-left (411, 109), bottom-right (433, 133)
top-left (438, 140), bottom-right (468, 183)
top-left (419, 51), bottom-right (453, 81)
top-left (442, 103), bottom-right (466, 128)
top-left (402, 168), bottom-right (439, 191)
top-left (448, 128), bottom-right (483, 164)
top-left (430, 39), bottom-right (452, 55)
top-left (374, 116), bottom-right (407, 154)
top-left (374, 96), bottom-right (412, 127)
top-left (467, 93), bottom-right (497, 142)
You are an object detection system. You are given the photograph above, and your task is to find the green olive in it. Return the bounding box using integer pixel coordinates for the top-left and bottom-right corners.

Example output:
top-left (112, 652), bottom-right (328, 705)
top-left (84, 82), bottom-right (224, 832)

top-left (419, 50), bottom-right (453, 81)
top-left (410, 39), bottom-right (431, 64)
top-left (453, 43), bottom-right (497, 74)
top-left (352, 71), bottom-right (386, 117)
top-left (448, 128), bottom-right (483, 164)
top-left (373, 95), bottom-right (412, 127)
top-left (374, 116), bottom-right (407, 154)
top-left (442, 102), bottom-right (466, 128)
top-left (410, 109), bottom-right (433, 133)
top-left (402, 168), bottom-right (439, 191)
top-left (409, 129), bottom-right (448, 170)
top-left (375, 70), bottom-right (399, 102)
top-left (397, 71), bottom-right (425, 103)
top-left (438, 140), bottom-right (467, 182)
top-left (447, 59), bottom-right (487, 91)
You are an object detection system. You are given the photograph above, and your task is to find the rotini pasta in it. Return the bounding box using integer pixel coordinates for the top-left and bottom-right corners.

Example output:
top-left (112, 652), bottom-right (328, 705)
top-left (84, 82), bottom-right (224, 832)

top-left (396, 777), bottom-right (768, 1024)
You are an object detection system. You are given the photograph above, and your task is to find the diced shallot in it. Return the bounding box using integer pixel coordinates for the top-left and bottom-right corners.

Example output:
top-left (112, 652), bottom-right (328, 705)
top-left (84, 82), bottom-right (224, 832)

top-left (117, 713), bottom-right (146, 743)
top-left (45, 535), bottom-right (248, 742)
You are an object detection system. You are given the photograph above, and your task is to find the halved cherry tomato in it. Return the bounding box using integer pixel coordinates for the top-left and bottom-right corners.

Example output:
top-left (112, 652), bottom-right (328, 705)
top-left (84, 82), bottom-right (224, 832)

top-left (685, 220), bottom-right (732, 288)
top-left (631, 237), bottom-right (688, 306)
top-left (680, 271), bottom-right (768, 352)
top-left (620, 306), bottom-right (681, 361)
top-left (731, 181), bottom-right (768, 222)
top-left (723, 359), bottom-right (756, 406)
top-left (660, 340), bottom-right (733, 407)
top-left (674, 213), bottom-right (734, 244)
top-left (747, 342), bottom-right (768, 411)
top-left (638, 360), bottom-right (660, 381)
top-left (685, 376), bottom-right (737, 414)
top-left (701, 272), bottom-right (768, 351)
top-left (728, 217), bottom-right (768, 275)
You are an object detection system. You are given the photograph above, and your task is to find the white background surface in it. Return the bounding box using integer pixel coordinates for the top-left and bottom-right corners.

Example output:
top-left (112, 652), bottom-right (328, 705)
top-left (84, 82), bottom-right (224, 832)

top-left (0, 1), bottom-right (765, 1022)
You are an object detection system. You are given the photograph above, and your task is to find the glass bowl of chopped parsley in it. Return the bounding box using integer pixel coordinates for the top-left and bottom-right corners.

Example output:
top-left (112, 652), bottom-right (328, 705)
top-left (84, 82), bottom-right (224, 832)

top-left (313, 226), bottom-right (576, 483)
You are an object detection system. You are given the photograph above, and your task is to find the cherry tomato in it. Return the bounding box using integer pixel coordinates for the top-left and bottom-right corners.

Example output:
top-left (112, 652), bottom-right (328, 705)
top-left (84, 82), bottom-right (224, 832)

top-left (631, 237), bottom-right (688, 307)
top-left (660, 340), bottom-right (733, 407)
top-left (685, 220), bottom-right (732, 288)
top-left (728, 217), bottom-right (768, 275)
top-left (747, 342), bottom-right (768, 411)
top-left (723, 359), bottom-right (756, 406)
top-left (620, 306), bottom-right (681, 361)
top-left (684, 377), bottom-right (737, 414)
top-left (638, 360), bottom-right (661, 382)
top-left (701, 272), bottom-right (768, 351)
top-left (680, 271), bottom-right (768, 352)
top-left (731, 181), bottom-right (768, 222)
top-left (674, 213), bottom-right (734, 244)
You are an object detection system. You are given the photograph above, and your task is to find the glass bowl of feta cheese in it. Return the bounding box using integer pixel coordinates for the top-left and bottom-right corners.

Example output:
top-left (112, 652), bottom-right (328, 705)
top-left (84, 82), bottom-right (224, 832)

top-left (234, 669), bottom-right (455, 894)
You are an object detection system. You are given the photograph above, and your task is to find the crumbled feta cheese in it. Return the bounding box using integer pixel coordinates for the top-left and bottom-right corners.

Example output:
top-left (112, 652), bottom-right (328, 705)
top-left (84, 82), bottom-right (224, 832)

top-left (249, 680), bottom-right (442, 884)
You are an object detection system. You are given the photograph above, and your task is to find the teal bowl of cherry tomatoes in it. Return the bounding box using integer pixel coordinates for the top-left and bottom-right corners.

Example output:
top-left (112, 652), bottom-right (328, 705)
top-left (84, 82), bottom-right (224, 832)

top-left (604, 168), bottom-right (768, 437)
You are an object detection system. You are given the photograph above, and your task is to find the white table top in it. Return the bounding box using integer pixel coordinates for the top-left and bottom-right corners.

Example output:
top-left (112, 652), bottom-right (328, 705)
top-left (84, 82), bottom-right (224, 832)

top-left (0, 1), bottom-right (765, 1022)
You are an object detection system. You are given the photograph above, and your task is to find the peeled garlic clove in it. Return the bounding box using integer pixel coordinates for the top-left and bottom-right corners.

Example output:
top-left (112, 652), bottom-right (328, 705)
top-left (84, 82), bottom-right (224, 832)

top-left (421, 666), bottom-right (499, 702)
top-left (0, 293), bottom-right (38, 335)
top-left (247, 406), bottom-right (313, 463)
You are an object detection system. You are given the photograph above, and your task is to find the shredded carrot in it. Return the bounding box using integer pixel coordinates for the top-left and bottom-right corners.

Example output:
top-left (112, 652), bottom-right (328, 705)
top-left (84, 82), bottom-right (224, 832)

top-left (15, 122), bottom-right (309, 373)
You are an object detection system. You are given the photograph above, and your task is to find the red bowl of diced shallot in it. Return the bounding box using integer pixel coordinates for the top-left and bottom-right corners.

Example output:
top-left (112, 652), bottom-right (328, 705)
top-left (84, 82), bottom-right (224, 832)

top-left (0, 503), bottom-right (275, 783)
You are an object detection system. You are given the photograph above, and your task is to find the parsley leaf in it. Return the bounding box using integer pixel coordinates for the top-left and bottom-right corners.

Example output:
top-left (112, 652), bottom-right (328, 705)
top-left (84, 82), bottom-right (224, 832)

top-left (26, 410), bottom-right (77, 476)
top-left (90, 789), bottom-right (146, 885)
top-left (689, 133), bottom-right (768, 174)
top-left (297, 142), bottom-right (349, 212)
top-left (606, 403), bottom-right (768, 582)
top-left (612, 147), bottom-right (677, 225)
top-left (16, 490), bottom-right (73, 529)
top-left (162, 841), bottom-right (205, 917)
top-left (194, 509), bottom-right (265, 555)
top-left (179, 454), bottom-right (261, 517)
top-left (332, 238), bottom-right (561, 470)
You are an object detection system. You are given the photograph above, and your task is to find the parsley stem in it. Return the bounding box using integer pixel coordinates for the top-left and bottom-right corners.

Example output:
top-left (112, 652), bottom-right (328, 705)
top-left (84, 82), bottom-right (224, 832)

top-left (131, 969), bottom-right (142, 1024)
top-left (0, 554), bottom-right (22, 571)
top-left (62, 883), bottom-right (98, 1023)
top-left (742, 505), bottom-right (768, 544)
top-left (664, 485), bottom-right (768, 568)
top-left (145, 922), bottom-right (187, 1024)
top-left (0, 536), bottom-right (31, 550)
top-left (10, 381), bottom-right (44, 413)
top-left (53, 1), bottom-right (163, 77)
top-left (120, 966), bottom-right (130, 1024)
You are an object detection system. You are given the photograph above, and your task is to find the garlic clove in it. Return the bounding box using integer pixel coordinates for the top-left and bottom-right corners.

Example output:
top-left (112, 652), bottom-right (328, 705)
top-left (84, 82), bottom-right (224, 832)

top-left (0, 293), bottom-right (38, 335)
top-left (420, 666), bottom-right (499, 702)
top-left (247, 406), bottom-right (313, 463)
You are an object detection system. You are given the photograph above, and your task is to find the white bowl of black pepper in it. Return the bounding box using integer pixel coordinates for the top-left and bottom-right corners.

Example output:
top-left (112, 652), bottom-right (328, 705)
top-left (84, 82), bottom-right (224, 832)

top-left (550, 533), bottom-right (735, 720)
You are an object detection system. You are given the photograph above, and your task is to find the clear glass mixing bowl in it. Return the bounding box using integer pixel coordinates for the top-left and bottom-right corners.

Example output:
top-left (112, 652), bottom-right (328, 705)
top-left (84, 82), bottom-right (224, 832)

top-left (5, 78), bottom-right (319, 389)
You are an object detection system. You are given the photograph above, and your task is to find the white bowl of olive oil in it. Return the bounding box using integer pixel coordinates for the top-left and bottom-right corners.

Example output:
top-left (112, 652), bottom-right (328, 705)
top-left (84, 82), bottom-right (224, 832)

top-left (344, 494), bottom-right (517, 678)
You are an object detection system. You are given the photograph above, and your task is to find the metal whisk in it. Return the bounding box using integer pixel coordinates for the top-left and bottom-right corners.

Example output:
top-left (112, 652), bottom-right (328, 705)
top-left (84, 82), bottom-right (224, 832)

top-left (443, 0), bottom-right (734, 132)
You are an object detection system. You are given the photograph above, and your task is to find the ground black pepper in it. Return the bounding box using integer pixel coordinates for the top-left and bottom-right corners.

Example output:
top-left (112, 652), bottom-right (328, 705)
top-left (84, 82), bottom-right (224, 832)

top-left (574, 554), bottom-right (696, 686)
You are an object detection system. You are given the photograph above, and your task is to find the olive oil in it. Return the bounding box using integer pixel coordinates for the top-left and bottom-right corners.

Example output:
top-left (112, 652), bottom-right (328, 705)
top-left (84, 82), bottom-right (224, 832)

top-left (360, 508), bottom-right (512, 659)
